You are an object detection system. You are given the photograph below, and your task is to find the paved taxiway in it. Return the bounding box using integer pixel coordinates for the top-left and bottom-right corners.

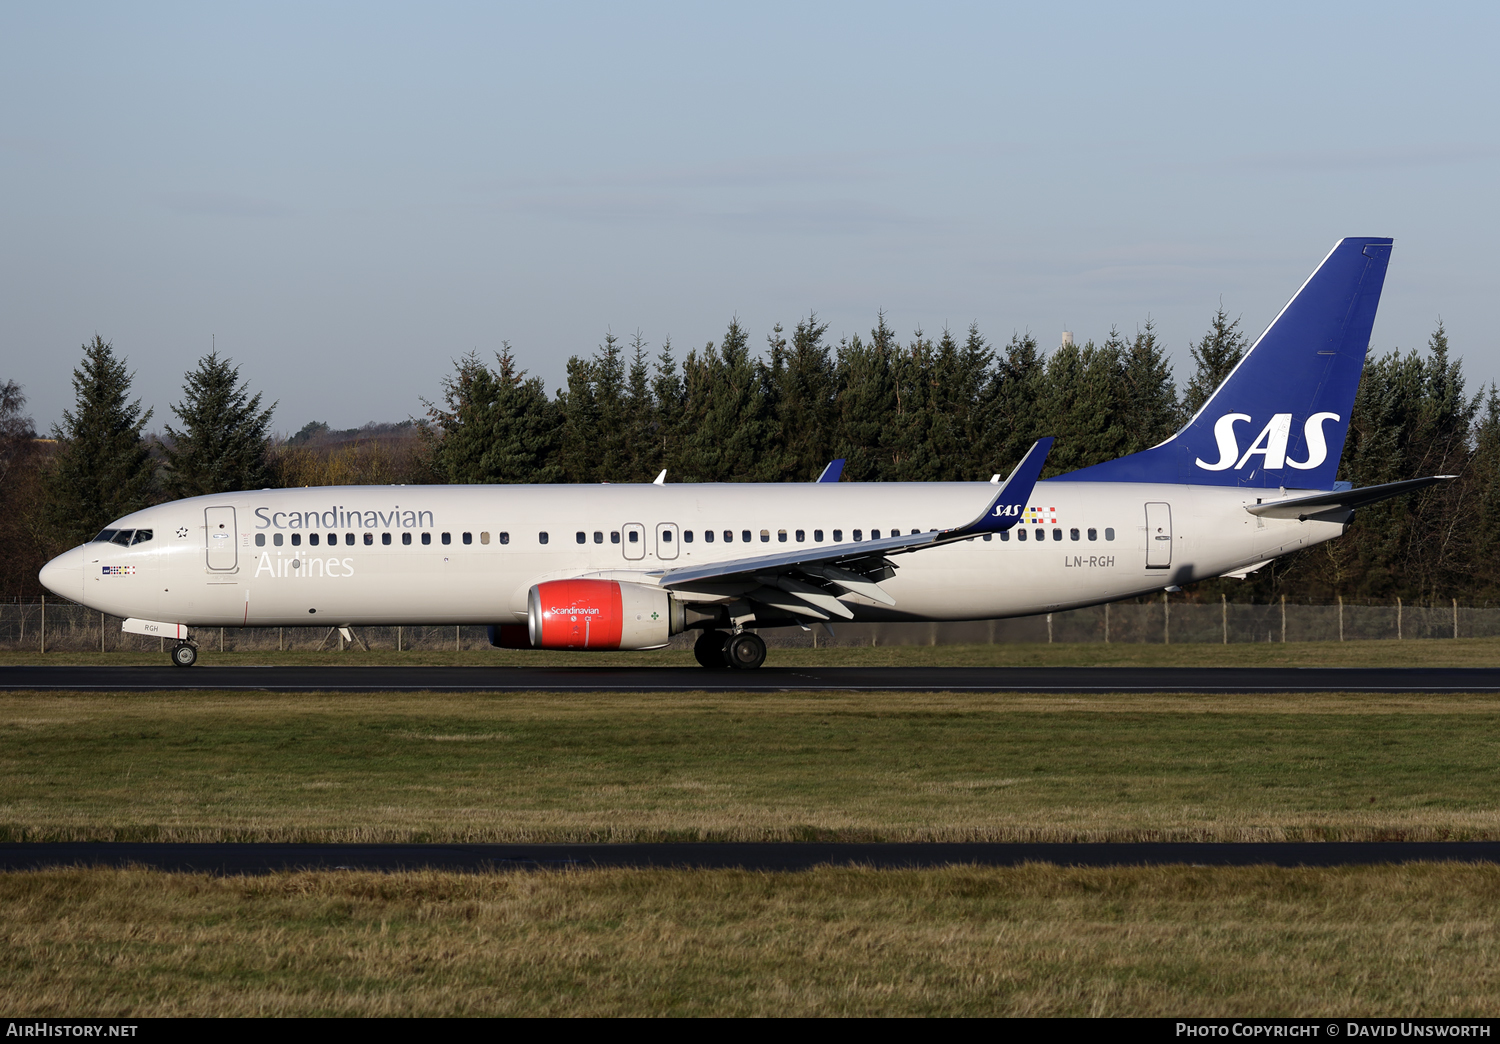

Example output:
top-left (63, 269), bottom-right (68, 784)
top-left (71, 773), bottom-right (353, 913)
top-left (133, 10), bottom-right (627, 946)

top-left (4, 842), bottom-right (1499, 873)
top-left (4, 665), bottom-right (1500, 691)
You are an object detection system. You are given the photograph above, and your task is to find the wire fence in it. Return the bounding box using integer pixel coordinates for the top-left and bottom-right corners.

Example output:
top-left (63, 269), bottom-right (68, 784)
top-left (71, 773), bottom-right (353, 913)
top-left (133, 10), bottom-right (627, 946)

top-left (0, 596), bottom-right (1487, 652)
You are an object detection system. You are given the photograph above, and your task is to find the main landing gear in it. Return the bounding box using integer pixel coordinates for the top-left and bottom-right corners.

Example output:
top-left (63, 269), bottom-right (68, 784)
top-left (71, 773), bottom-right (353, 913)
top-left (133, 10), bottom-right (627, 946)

top-left (694, 629), bottom-right (767, 670)
top-left (170, 640), bottom-right (198, 667)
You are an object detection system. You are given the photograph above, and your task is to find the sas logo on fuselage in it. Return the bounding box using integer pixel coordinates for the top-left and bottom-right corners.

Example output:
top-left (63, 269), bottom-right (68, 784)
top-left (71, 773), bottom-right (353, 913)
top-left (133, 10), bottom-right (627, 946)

top-left (1194, 412), bottom-right (1340, 472)
top-left (991, 504), bottom-right (1022, 517)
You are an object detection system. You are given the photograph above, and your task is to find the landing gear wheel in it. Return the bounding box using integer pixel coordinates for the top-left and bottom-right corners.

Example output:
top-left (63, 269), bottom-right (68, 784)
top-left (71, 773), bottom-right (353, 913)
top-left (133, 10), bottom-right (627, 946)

top-left (170, 642), bottom-right (198, 667)
top-left (694, 630), bottom-right (729, 668)
top-left (724, 631), bottom-right (767, 671)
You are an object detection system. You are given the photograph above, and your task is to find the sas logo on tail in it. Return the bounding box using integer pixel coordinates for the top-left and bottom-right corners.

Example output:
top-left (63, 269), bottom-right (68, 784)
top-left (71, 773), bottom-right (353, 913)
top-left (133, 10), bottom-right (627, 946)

top-left (1195, 413), bottom-right (1339, 472)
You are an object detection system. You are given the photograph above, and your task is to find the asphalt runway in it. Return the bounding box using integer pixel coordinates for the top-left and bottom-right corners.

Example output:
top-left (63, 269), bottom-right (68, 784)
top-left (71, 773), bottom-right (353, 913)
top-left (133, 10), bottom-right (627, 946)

top-left (4, 664), bottom-right (1500, 692)
top-left (4, 841), bottom-right (1499, 874)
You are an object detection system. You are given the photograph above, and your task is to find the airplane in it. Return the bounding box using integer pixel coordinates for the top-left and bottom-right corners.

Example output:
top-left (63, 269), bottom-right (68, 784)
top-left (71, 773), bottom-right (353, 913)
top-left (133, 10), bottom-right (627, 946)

top-left (38, 236), bottom-right (1452, 669)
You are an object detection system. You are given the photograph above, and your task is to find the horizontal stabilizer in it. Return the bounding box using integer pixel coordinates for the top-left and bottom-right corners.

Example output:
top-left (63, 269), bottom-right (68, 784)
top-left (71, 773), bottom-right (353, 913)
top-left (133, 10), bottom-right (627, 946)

top-left (1246, 476), bottom-right (1455, 521)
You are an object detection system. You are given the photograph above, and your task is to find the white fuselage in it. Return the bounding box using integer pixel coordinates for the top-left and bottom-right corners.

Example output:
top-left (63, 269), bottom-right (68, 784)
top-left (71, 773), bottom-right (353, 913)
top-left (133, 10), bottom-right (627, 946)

top-left (42, 480), bottom-right (1339, 628)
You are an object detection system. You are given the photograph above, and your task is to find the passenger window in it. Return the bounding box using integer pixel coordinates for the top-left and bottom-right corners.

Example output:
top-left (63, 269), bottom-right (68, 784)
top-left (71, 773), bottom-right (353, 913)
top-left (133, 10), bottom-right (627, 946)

top-left (890, 529), bottom-right (900, 537)
top-left (1017, 528), bottom-right (1027, 541)
top-left (684, 531), bottom-right (693, 543)
top-left (364, 533), bottom-right (374, 546)
top-left (310, 533), bottom-right (320, 547)
top-left (594, 531), bottom-right (604, 544)
top-left (814, 530), bottom-right (824, 542)
top-left (983, 533), bottom-right (992, 541)
top-left (480, 532), bottom-right (490, 545)
top-left (795, 530), bottom-right (805, 542)
top-left (724, 530), bottom-right (734, 543)
top-left (1000, 530), bottom-right (1009, 541)
top-left (576, 532), bottom-right (586, 544)
top-left (132, 529), bottom-right (153, 545)
top-left (853, 529), bottom-right (862, 541)
top-left (704, 530), bottom-right (714, 542)
top-left (345, 533), bottom-right (355, 546)
top-left (1087, 528), bottom-right (1097, 541)
top-left (663, 530), bottom-right (673, 543)
top-left (463, 532), bottom-right (472, 545)
top-left (421, 533), bottom-right (431, 545)
top-left (539, 532), bottom-right (549, 544)
top-left (629, 531), bottom-right (639, 543)
top-left (759, 530), bottom-right (769, 543)
top-left (1052, 529), bottom-right (1062, 542)
top-left (742, 530), bottom-right (752, 543)
top-left (255, 534), bottom-right (266, 547)
top-left (609, 531), bottom-right (619, 544)
top-left (832, 529), bottom-right (842, 541)
top-left (499, 532), bottom-right (510, 545)
top-left (273, 533), bottom-right (283, 546)
top-left (441, 533), bottom-right (451, 545)
top-left (1105, 528), bottom-right (1115, 541)
top-left (402, 532), bottom-right (412, 545)
top-left (870, 529), bottom-right (880, 540)
top-left (1070, 528), bottom-right (1080, 541)
top-left (291, 533), bottom-right (301, 546)
top-left (382, 533), bottom-right (392, 545)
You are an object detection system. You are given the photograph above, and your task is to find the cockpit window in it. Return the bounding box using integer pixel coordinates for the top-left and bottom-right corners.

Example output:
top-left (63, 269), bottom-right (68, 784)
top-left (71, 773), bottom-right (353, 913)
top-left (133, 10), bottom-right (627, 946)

top-left (93, 529), bottom-right (118, 543)
top-left (109, 530), bottom-right (134, 546)
top-left (131, 529), bottom-right (153, 545)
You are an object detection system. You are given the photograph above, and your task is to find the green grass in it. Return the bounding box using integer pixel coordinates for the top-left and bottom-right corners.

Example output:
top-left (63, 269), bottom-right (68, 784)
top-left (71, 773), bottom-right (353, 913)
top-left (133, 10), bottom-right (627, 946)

top-left (7, 635), bottom-right (1500, 666)
top-left (5, 690), bottom-right (1500, 843)
top-left (4, 863), bottom-right (1499, 1016)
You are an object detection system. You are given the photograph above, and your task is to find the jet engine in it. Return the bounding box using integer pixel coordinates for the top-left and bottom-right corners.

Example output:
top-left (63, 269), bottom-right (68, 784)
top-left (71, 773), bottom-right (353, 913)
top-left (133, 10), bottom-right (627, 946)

top-left (526, 579), bottom-right (683, 650)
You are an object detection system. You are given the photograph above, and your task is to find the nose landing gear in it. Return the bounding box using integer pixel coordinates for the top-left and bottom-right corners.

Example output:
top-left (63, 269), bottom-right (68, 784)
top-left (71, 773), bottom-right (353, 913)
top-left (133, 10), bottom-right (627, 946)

top-left (170, 640), bottom-right (198, 667)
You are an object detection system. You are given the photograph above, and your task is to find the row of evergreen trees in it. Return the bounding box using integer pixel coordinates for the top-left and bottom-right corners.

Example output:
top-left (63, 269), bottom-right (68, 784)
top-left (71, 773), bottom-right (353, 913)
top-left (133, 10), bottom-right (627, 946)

top-left (0, 313), bottom-right (1491, 605)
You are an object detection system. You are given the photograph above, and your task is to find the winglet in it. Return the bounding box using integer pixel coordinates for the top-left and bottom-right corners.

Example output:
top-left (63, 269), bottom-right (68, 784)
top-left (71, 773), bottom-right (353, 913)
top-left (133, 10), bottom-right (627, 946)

top-left (652, 469), bottom-right (666, 485)
top-left (949, 438), bottom-right (1054, 536)
top-left (815, 458), bottom-right (846, 483)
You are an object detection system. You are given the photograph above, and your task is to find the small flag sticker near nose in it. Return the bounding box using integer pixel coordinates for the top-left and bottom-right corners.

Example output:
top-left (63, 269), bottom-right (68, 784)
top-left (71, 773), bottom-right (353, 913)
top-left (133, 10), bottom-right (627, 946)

top-left (102, 566), bottom-right (136, 575)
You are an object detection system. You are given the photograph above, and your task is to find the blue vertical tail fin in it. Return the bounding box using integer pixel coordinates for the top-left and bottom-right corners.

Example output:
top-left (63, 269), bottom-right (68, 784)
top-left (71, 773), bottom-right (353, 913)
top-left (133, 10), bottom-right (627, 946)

top-left (1053, 237), bottom-right (1392, 489)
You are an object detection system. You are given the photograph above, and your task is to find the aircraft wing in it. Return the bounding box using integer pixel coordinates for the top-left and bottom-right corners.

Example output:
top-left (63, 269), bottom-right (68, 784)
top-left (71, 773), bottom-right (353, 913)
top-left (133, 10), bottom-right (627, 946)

top-left (630, 439), bottom-right (1053, 620)
top-left (1245, 475), bottom-right (1455, 522)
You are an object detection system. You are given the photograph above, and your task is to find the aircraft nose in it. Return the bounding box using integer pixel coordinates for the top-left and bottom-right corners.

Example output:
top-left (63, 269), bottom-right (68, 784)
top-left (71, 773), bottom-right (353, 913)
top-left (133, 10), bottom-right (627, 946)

top-left (39, 547), bottom-right (85, 600)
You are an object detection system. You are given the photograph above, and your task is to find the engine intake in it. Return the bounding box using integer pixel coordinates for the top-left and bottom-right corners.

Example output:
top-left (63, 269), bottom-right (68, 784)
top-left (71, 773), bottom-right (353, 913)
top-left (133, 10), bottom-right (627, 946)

top-left (526, 579), bottom-right (682, 650)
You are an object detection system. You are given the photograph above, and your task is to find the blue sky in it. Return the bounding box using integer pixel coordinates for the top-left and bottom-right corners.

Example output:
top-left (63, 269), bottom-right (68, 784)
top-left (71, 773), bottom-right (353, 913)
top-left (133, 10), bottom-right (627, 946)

top-left (3, 2), bottom-right (1497, 435)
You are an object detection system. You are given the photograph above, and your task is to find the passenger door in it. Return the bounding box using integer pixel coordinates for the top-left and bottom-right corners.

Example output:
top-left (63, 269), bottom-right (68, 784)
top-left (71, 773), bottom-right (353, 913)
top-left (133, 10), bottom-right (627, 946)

top-left (205, 506), bottom-right (238, 572)
top-left (621, 522), bottom-right (646, 561)
top-left (1145, 502), bottom-right (1172, 569)
top-left (655, 522), bottom-right (679, 560)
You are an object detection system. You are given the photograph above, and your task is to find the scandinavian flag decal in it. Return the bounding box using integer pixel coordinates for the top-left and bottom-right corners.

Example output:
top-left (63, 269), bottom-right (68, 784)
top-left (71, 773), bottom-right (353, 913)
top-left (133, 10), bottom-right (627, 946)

top-left (1026, 506), bottom-right (1058, 524)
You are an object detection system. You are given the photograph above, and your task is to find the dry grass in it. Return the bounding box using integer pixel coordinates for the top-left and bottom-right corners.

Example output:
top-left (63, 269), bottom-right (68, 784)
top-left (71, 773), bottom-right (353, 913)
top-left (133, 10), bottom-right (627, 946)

top-left (5, 690), bottom-right (1500, 843)
top-left (7, 635), bottom-right (1500, 667)
top-left (2, 863), bottom-right (1498, 1016)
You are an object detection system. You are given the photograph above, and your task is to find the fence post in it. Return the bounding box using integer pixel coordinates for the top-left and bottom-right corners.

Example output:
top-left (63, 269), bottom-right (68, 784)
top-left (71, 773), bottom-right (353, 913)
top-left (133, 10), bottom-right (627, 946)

top-left (219, 626), bottom-right (225, 653)
top-left (1046, 613), bottom-right (1053, 643)
top-left (40, 594), bottom-right (45, 655)
top-left (1339, 595), bottom-right (1344, 642)
top-left (1397, 597), bottom-right (1402, 640)
top-left (397, 625), bottom-right (403, 652)
top-left (1280, 595), bottom-right (1286, 643)
top-left (279, 626), bottom-right (285, 652)
top-left (1163, 591), bottom-right (1170, 645)
top-left (1454, 597), bottom-right (1459, 640)
top-left (1104, 603), bottom-right (1110, 644)
top-left (1222, 593), bottom-right (1227, 644)
top-left (101, 611), bottom-right (106, 654)
top-left (455, 625), bottom-right (460, 652)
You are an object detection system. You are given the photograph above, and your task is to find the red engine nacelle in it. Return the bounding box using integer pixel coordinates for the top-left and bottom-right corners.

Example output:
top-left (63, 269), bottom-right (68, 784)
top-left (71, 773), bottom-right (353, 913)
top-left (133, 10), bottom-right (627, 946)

top-left (526, 579), bottom-right (677, 650)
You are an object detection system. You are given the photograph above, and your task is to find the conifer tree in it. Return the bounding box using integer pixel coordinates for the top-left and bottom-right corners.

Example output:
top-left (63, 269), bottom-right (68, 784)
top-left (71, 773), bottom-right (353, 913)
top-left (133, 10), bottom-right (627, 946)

top-left (162, 350), bottom-right (275, 497)
top-left (769, 314), bottom-right (836, 480)
top-left (45, 336), bottom-right (158, 547)
top-left (676, 319), bottom-right (772, 481)
top-left (1182, 306), bottom-right (1249, 417)
top-left (1118, 319), bottom-right (1180, 452)
top-left (425, 348), bottom-right (558, 483)
top-left (833, 319), bottom-right (897, 481)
